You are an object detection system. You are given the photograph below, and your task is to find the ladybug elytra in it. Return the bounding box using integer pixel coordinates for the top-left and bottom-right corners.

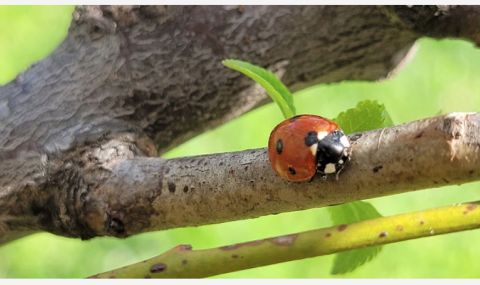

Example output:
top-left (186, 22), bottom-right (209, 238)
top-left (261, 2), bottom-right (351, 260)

top-left (268, 114), bottom-right (351, 182)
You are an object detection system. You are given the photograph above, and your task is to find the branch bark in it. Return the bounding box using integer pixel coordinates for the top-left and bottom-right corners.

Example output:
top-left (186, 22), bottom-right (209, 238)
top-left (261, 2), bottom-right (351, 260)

top-left (38, 112), bottom-right (480, 239)
top-left (90, 201), bottom-right (480, 278)
top-left (1, 5), bottom-right (480, 243)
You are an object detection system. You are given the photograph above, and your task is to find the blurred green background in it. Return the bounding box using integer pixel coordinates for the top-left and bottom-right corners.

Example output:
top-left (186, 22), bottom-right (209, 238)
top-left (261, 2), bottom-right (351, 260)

top-left (1, 6), bottom-right (480, 278)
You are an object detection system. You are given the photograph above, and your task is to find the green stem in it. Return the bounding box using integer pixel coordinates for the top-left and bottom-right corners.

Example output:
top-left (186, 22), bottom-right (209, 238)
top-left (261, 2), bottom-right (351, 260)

top-left (91, 201), bottom-right (480, 278)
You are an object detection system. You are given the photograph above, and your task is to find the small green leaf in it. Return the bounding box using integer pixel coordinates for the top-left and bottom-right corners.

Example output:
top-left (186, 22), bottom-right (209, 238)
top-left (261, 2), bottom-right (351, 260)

top-left (329, 201), bottom-right (383, 225)
top-left (328, 201), bottom-right (383, 275)
top-left (222, 59), bottom-right (296, 118)
top-left (334, 100), bottom-right (394, 134)
top-left (330, 246), bottom-right (383, 275)
top-left (329, 101), bottom-right (392, 275)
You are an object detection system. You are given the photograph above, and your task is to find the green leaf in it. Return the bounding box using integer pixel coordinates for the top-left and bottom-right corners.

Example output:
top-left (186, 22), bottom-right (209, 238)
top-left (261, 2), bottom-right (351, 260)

top-left (328, 201), bottom-right (383, 225)
top-left (334, 100), bottom-right (394, 134)
top-left (222, 59), bottom-right (296, 118)
top-left (330, 246), bottom-right (383, 275)
top-left (328, 201), bottom-right (383, 275)
top-left (329, 101), bottom-right (393, 274)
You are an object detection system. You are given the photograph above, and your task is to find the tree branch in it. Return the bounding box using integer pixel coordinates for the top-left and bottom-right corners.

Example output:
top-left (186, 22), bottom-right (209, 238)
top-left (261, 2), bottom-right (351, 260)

top-left (47, 112), bottom-right (480, 239)
top-left (90, 201), bottom-right (480, 278)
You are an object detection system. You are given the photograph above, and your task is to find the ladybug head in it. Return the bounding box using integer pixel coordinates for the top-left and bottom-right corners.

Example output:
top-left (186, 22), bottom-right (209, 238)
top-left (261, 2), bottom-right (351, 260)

top-left (314, 130), bottom-right (351, 176)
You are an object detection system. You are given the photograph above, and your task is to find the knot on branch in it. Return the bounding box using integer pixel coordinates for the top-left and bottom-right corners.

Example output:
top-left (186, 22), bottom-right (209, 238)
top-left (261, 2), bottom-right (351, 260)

top-left (38, 132), bottom-right (157, 239)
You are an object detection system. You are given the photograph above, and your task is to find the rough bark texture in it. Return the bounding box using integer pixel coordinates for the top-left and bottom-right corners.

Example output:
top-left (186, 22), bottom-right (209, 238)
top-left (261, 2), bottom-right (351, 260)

top-left (1, 5), bottom-right (480, 243)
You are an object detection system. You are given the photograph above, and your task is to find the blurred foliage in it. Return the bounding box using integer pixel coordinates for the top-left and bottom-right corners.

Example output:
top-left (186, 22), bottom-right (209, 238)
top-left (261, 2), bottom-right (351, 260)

top-left (0, 6), bottom-right (74, 85)
top-left (1, 6), bottom-right (480, 278)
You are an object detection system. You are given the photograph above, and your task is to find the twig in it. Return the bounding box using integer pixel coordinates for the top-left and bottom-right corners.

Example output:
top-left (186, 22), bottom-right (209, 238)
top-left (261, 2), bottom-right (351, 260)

top-left (90, 201), bottom-right (480, 278)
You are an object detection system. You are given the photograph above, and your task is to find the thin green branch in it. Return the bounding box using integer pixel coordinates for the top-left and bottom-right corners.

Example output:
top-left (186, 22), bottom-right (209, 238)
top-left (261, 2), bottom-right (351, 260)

top-left (91, 201), bottom-right (480, 278)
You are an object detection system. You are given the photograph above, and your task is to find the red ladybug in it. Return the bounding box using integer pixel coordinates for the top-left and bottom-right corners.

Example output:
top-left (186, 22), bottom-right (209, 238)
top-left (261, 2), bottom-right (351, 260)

top-left (268, 115), bottom-right (351, 182)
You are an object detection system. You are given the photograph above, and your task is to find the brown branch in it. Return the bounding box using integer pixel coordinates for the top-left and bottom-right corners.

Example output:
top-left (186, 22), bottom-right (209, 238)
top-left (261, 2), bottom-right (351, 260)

top-left (49, 112), bottom-right (480, 239)
top-left (90, 201), bottom-right (480, 278)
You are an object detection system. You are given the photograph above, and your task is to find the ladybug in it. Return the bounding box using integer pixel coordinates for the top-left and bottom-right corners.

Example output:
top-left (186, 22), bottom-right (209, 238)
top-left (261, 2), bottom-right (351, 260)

top-left (268, 114), bottom-right (351, 182)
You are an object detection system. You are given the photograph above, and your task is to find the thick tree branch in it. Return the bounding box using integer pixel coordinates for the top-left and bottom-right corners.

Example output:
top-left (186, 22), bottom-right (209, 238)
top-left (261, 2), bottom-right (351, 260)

top-left (91, 201), bottom-right (480, 278)
top-left (39, 112), bottom-right (480, 239)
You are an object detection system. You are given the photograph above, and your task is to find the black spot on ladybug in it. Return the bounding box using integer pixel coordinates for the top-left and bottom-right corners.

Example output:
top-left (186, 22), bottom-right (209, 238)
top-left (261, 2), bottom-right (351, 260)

top-left (288, 166), bottom-right (296, 175)
top-left (304, 131), bottom-right (318, 146)
top-left (276, 139), bottom-right (283, 154)
top-left (183, 185), bottom-right (189, 193)
top-left (378, 231), bottom-right (388, 238)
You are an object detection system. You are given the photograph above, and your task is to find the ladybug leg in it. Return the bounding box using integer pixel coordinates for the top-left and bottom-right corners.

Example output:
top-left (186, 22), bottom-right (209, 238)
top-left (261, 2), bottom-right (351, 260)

top-left (319, 173), bottom-right (328, 181)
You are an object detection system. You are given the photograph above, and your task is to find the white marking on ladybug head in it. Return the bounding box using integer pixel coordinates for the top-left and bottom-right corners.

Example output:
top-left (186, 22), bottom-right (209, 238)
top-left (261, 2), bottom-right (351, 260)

top-left (317, 131), bottom-right (328, 141)
top-left (338, 159), bottom-right (344, 164)
top-left (310, 143), bottom-right (318, 156)
top-left (340, 135), bottom-right (350, 148)
top-left (325, 163), bottom-right (336, 174)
